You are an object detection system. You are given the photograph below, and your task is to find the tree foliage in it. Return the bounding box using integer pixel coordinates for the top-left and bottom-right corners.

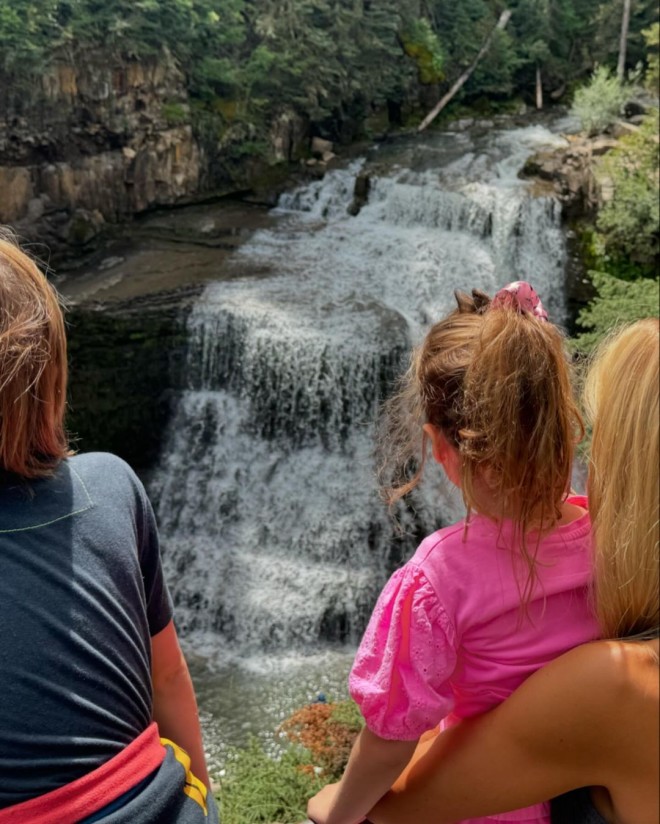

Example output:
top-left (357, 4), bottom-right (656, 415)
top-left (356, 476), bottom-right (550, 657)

top-left (596, 109), bottom-right (660, 271)
top-left (571, 66), bottom-right (630, 134)
top-left (401, 18), bottom-right (445, 85)
top-left (0, 0), bottom-right (658, 138)
top-left (574, 270), bottom-right (660, 351)
top-left (642, 22), bottom-right (660, 91)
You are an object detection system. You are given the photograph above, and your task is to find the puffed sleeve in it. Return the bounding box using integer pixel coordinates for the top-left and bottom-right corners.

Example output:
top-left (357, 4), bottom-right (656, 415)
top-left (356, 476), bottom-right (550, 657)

top-left (349, 564), bottom-right (457, 740)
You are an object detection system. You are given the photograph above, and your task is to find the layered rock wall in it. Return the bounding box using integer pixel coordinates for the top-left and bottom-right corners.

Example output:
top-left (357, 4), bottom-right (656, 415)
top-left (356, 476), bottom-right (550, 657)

top-left (0, 50), bottom-right (310, 253)
top-left (1, 51), bottom-right (203, 248)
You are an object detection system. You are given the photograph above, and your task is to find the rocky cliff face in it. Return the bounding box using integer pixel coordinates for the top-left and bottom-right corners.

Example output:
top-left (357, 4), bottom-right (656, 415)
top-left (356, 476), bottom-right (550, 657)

top-left (0, 49), bottom-right (309, 255)
top-left (0, 50), bottom-right (204, 249)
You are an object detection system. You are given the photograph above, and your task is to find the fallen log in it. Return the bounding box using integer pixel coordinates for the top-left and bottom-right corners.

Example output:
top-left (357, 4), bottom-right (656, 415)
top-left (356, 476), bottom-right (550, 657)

top-left (418, 9), bottom-right (512, 132)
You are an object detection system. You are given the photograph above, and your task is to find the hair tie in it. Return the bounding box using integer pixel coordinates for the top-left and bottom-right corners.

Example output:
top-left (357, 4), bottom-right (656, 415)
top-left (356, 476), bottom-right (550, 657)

top-left (491, 281), bottom-right (548, 322)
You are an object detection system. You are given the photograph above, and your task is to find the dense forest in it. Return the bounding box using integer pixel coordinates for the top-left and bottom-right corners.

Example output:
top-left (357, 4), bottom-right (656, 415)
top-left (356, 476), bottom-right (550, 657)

top-left (1, 0), bottom-right (658, 136)
top-left (2, 0), bottom-right (657, 346)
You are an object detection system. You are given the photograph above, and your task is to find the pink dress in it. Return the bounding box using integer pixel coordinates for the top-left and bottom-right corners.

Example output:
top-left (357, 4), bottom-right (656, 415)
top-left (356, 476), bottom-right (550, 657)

top-left (349, 496), bottom-right (598, 824)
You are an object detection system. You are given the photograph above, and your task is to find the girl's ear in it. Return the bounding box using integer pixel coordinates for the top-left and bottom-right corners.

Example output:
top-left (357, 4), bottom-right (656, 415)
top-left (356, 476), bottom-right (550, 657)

top-left (423, 423), bottom-right (448, 464)
top-left (423, 424), bottom-right (463, 488)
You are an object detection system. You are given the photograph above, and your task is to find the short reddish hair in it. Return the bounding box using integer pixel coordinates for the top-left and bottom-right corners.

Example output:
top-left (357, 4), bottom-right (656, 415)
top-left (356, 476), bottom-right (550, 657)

top-left (0, 234), bottom-right (70, 477)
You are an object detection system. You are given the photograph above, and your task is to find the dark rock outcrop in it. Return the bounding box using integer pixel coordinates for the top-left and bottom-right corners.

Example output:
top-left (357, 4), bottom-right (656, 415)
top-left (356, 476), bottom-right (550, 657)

top-left (66, 286), bottom-right (200, 471)
top-left (347, 172), bottom-right (371, 216)
top-left (519, 134), bottom-right (619, 220)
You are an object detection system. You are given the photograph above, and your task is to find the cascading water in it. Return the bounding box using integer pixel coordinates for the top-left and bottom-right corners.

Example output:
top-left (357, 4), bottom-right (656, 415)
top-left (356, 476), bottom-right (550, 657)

top-left (149, 117), bottom-right (573, 760)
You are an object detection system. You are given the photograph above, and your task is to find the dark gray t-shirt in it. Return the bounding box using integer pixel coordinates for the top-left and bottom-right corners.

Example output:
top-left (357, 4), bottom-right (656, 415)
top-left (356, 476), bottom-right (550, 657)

top-left (0, 452), bottom-right (173, 807)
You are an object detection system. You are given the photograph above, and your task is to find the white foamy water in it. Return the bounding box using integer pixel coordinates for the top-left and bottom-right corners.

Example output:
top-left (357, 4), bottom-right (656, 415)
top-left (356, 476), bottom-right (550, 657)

top-left (149, 118), bottom-right (571, 759)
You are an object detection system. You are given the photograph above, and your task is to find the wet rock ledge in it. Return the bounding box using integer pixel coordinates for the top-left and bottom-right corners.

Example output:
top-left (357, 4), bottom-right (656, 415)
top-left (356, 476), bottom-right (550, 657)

top-left (66, 285), bottom-right (201, 472)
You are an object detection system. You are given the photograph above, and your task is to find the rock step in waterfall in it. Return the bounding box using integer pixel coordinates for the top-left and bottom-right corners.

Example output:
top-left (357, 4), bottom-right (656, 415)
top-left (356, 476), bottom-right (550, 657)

top-left (149, 120), bottom-right (572, 664)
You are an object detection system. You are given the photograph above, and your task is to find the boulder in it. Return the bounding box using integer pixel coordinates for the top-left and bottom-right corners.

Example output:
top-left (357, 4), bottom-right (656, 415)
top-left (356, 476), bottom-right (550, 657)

top-left (311, 136), bottom-right (333, 157)
top-left (347, 172), bottom-right (371, 217)
top-left (611, 121), bottom-right (641, 139)
top-left (269, 109), bottom-right (309, 163)
top-left (519, 134), bottom-right (621, 219)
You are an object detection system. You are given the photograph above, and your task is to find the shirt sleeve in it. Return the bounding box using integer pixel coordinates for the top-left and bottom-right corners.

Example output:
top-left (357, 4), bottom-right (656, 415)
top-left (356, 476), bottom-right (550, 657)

top-left (135, 482), bottom-right (174, 637)
top-left (349, 563), bottom-right (457, 740)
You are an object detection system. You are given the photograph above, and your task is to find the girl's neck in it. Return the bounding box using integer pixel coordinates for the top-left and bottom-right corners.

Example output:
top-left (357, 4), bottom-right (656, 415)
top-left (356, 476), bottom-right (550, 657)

top-left (468, 497), bottom-right (586, 533)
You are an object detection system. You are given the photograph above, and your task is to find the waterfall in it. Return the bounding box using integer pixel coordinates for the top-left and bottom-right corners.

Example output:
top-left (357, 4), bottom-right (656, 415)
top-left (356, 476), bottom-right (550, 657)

top-left (150, 120), bottom-right (570, 668)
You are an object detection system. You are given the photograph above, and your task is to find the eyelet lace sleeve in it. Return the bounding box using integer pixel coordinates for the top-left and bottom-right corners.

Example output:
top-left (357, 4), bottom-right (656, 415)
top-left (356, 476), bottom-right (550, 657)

top-left (349, 564), bottom-right (457, 740)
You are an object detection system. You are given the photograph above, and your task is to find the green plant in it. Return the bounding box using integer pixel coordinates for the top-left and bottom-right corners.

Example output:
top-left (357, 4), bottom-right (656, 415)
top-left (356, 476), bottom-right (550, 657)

top-left (280, 699), bottom-right (363, 779)
top-left (571, 66), bottom-right (629, 134)
top-left (330, 700), bottom-right (365, 732)
top-left (641, 22), bottom-right (659, 91)
top-left (215, 700), bottom-right (364, 823)
top-left (573, 270), bottom-right (660, 352)
top-left (400, 18), bottom-right (445, 84)
top-left (595, 108), bottom-right (660, 270)
top-left (161, 101), bottom-right (188, 126)
top-left (217, 737), bottom-right (325, 824)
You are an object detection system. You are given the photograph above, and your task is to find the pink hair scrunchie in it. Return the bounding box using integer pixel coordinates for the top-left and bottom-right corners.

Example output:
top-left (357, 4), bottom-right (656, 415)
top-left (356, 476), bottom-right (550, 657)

top-left (491, 281), bottom-right (549, 322)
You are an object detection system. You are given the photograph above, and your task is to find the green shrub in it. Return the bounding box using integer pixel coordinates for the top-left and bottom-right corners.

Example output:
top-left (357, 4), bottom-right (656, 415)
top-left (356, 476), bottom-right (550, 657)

top-left (571, 66), bottom-right (629, 135)
top-left (573, 270), bottom-right (660, 352)
top-left (595, 109), bottom-right (660, 271)
top-left (161, 102), bottom-right (188, 126)
top-left (642, 22), bottom-right (659, 92)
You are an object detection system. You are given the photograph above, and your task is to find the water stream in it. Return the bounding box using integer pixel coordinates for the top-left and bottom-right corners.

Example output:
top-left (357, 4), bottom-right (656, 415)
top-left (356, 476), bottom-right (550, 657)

top-left (148, 116), bottom-right (575, 770)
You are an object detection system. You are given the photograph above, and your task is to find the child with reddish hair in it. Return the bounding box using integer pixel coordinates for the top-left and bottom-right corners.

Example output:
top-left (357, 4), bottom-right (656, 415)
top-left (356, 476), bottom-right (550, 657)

top-left (308, 282), bottom-right (598, 824)
top-left (0, 233), bottom-right (217, 823)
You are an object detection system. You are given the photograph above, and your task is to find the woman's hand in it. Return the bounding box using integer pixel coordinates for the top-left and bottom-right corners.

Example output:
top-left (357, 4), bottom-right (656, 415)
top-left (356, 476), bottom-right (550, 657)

top-left (307, 782), bottom-right (366, 824)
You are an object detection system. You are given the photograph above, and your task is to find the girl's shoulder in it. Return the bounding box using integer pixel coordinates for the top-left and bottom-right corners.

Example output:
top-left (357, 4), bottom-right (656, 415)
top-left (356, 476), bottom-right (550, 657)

top-left (413, 520), bottom-right (469, 562)
top-left (409, 518), bottom-right (498, 594)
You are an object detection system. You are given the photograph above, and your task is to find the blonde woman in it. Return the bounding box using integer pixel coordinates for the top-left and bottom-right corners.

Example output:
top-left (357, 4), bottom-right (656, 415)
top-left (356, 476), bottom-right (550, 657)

top-left (369, 319), bottom-right (659, 824)
top-left (0, 234), bottom-right (218, 823)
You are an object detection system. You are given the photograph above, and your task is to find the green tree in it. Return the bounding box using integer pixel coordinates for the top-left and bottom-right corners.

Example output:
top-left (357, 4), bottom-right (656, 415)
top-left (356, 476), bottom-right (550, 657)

top-left (592, 0), bottom-right (658, 72)
top-left (574, 270), bottom-right (660, 352)
top-left (642, 21), bottom-right (659, 90)
top-left (400, 17), bottom-right (445, 85)
top-left (571, 65), bottom-right (630, 134)
top-left (595, 109), bottom-right (660, 272)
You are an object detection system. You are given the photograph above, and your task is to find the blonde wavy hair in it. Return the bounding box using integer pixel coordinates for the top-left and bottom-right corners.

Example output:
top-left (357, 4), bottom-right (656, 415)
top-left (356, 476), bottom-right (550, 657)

top-left (585, 318), bottom-right (660, 639)
top-left (0, 233), bottom-right (71, 478)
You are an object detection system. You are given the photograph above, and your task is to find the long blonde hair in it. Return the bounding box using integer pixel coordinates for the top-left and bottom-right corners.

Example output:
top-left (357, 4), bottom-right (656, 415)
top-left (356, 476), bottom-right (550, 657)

top-left (585, 319), bottom-right (660, 639)
top-left (0, 233), bottom-right (70, 478)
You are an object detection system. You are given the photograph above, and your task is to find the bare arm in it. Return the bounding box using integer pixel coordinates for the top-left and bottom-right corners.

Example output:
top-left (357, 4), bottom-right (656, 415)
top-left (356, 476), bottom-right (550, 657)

top-left (370, 642), bottom-right (634, 824)
top-left (151, 619), bottom-right (211, 788)
top-left (307, 728), bottom-right (417, 824)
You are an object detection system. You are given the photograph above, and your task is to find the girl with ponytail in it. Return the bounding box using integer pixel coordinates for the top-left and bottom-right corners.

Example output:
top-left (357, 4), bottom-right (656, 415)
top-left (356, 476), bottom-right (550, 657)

top-left (308, 282), bottom-right (597, 824)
